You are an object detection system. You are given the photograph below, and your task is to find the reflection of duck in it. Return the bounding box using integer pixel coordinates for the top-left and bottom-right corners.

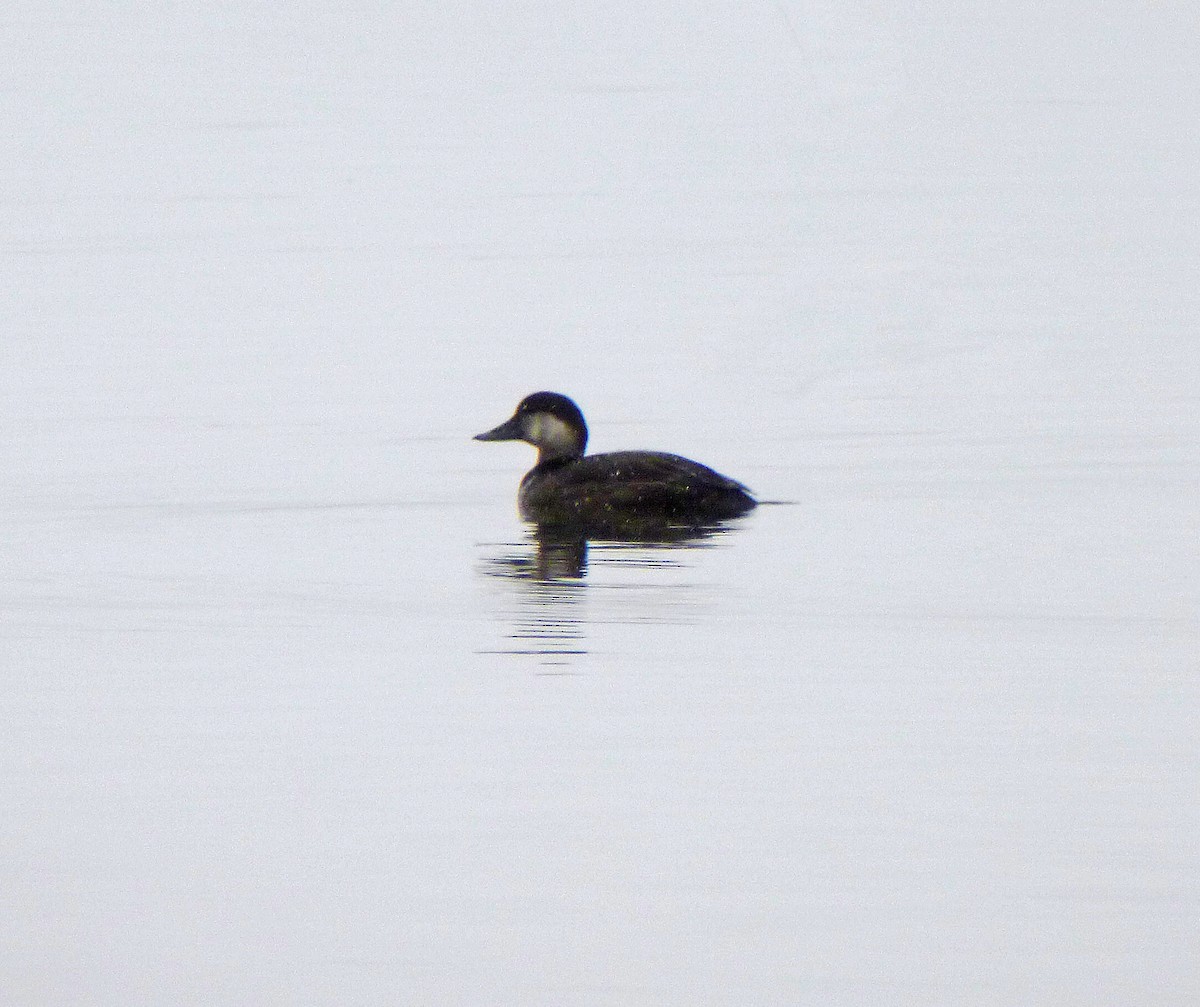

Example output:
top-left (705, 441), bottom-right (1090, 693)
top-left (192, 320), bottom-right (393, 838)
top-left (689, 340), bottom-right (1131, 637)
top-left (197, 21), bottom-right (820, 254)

top-left (479, 523), bottom-right (729, 583)
top-left (481, 526), bottom-right (591, 581)
top-left (476, 525), bottom-right (734, 666)
top-left (475, 392), bottom-right (756, 532)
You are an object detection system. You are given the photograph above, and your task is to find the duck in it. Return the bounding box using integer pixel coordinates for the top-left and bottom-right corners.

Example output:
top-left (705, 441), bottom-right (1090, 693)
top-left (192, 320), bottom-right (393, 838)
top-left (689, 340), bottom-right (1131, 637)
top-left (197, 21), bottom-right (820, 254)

top-left (475, 392), bottom-right (756, 528)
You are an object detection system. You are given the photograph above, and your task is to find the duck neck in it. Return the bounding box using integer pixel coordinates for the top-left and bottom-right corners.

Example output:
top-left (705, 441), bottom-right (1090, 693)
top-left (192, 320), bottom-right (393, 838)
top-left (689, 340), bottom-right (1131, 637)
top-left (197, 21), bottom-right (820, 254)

top-left (535, 445), bottom-right (582, 467)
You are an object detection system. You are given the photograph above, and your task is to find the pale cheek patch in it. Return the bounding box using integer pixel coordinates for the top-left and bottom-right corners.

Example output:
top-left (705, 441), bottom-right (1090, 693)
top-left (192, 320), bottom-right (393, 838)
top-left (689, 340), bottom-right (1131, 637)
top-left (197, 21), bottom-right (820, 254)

top-left (526, 414), bottom-right (544, 443)
top-left (526, 414), bottom-right (577, 455)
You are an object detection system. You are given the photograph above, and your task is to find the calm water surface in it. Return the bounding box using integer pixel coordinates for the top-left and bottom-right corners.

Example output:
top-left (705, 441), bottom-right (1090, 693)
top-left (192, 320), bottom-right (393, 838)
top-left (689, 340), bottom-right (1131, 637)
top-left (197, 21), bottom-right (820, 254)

top-left (3, 3), bottom-right (1198, 1005)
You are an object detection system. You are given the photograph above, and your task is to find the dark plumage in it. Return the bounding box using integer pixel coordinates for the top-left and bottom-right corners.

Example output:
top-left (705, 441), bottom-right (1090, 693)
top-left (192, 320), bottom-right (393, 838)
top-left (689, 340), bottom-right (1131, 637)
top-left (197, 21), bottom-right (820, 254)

top-left (475, 392), bottom-right (756, 529)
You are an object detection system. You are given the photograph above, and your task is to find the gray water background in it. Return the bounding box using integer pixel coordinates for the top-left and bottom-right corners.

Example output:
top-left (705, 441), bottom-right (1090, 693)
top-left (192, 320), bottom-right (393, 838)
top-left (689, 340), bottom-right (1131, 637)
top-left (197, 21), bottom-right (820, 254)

top-left (2, 4), bottom-right (1197, 1004)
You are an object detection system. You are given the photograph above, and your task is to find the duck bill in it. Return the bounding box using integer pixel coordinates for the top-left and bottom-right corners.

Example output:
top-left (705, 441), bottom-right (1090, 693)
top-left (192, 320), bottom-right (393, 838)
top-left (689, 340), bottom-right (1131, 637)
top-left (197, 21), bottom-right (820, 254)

top-left (474, 415), bottom-right (523, 442)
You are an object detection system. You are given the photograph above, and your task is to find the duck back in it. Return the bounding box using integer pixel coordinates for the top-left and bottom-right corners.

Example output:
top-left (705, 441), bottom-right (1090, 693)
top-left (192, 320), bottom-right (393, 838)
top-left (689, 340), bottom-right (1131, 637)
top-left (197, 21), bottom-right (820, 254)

top-left (519, 450), bottom-right (755, 526)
